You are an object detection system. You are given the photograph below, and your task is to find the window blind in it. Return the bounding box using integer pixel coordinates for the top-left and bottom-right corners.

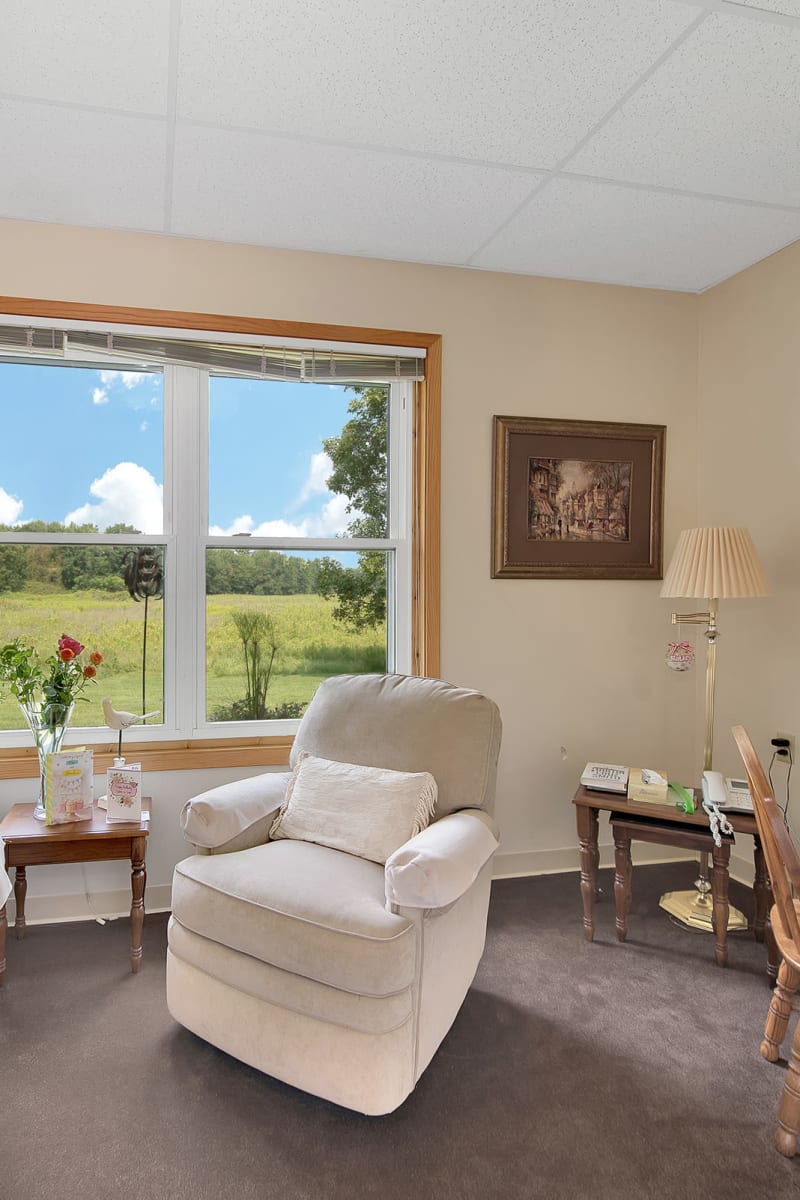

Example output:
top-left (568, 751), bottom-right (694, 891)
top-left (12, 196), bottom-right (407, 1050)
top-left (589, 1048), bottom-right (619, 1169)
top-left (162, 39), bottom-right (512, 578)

top-left (0, 325), bottom-right (425, 382)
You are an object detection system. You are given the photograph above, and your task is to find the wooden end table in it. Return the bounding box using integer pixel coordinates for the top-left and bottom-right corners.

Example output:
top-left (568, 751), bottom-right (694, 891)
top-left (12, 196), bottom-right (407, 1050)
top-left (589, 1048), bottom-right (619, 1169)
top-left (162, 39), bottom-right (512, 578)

top-left (572, 784), bottom-right (779, 978)
top-left (0, 800), bottom-right (150, 984)
top-left (610, 812), bottom-right (734, 966)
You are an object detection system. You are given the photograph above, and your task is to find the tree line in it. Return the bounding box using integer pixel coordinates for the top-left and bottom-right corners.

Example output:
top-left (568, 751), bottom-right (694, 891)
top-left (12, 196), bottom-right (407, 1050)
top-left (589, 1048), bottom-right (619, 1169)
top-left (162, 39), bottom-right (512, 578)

top-left (0, 526), bottom-right (329, 596)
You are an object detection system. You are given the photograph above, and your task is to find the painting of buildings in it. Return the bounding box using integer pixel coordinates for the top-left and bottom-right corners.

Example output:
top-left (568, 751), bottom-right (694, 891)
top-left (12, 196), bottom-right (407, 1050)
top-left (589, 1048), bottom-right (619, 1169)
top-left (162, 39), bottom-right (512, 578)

top-left (527, 457), bottom-right (632, 542)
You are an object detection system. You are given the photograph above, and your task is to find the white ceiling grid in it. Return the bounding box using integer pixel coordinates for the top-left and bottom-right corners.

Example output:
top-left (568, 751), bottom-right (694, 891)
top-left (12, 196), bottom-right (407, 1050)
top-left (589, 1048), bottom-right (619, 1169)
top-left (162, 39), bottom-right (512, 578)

top-left (0, 0), bottom-right (798, 291)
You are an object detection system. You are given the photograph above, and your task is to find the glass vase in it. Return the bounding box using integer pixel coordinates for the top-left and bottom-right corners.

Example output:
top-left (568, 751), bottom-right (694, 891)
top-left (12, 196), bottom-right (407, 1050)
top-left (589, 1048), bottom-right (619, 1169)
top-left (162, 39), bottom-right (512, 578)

top-left (21, 700), bottom-right (75, 820)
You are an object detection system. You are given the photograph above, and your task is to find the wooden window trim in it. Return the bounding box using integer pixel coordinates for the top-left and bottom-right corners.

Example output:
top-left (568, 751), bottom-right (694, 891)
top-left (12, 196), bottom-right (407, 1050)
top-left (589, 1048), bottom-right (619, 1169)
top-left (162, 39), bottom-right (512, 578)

top-left (0, 296), bottom-right (441, 778)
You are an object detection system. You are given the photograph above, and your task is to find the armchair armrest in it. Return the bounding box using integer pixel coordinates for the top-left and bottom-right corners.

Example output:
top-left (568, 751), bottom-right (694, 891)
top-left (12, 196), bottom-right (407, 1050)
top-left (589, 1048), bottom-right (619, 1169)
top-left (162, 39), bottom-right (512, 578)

top-left (385, 808), bottom-right (499, 910)
top-left (180, 771), bottom-right (290, 853)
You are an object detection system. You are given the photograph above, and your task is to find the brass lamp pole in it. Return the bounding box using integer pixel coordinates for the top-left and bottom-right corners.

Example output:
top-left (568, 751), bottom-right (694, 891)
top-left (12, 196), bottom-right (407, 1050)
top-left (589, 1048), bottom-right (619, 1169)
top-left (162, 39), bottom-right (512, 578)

top-left (675, 601), bottom-right (718, 775)
top-left (658, 528), bottom-right (769, 932)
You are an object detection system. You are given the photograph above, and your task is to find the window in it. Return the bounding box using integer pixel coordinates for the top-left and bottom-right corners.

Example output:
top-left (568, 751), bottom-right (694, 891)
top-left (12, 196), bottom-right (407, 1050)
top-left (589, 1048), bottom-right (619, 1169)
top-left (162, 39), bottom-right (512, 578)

top-left (0, 303), bottom-right (440, 772)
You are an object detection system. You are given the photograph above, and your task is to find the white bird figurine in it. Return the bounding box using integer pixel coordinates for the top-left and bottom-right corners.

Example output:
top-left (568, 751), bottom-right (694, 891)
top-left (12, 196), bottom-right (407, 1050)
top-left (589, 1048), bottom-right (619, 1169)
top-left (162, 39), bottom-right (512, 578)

top-left (103, 698), bottom-right (160, 757)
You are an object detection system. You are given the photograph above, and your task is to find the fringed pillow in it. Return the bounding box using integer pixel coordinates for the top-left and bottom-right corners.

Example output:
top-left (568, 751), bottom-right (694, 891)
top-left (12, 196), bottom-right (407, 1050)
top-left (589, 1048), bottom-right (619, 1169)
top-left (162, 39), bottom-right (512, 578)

top-left (269, 752), bottom-right (437, 864)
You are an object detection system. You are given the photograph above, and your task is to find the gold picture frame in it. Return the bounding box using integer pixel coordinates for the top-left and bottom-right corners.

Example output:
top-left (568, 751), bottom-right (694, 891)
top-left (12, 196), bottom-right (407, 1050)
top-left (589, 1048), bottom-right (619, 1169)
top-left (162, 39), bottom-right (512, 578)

top-left (492, 416), bottom-right (666, 579)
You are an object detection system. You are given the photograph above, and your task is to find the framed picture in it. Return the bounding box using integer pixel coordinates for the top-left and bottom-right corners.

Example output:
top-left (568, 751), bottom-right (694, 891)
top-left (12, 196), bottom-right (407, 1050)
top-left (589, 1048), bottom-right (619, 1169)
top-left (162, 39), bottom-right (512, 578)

top-left (492, 416), bottom-right (666, 579)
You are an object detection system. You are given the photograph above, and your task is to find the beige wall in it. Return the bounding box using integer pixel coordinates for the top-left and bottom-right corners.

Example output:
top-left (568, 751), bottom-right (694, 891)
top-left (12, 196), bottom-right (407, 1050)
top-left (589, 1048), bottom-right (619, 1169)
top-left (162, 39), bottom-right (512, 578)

top-left (0, 218), bottom-right (705, 906)
top-left (697, 243), bottom-right (800, 824)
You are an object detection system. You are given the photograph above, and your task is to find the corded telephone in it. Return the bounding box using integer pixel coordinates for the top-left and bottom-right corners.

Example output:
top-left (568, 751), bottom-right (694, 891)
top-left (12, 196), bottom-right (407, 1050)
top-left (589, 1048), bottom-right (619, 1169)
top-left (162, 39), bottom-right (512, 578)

top-left (580, 763), bottom-right (629, 793)
top-left (702, 769), bottom-right (753, 813)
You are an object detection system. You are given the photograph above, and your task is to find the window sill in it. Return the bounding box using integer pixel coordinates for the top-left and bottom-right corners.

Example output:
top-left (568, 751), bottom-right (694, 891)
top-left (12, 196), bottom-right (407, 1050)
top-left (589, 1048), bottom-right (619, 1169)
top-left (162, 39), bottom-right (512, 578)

top-left (0, 735), bottom-right (294, 781)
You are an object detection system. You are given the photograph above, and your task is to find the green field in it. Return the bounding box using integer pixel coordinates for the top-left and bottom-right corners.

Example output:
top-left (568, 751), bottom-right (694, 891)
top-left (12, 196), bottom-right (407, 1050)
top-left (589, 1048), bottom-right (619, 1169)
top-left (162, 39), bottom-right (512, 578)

top-left (0, 590), bottom-right (385, 729)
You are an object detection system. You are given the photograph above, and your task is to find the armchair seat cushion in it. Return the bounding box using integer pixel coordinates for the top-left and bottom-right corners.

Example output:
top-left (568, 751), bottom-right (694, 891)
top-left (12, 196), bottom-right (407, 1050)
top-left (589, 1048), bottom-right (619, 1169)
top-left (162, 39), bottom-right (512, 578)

top-left (168, 920), bottom-right (413, 1035)
top-left (172, 839), bottom-right (416, 997)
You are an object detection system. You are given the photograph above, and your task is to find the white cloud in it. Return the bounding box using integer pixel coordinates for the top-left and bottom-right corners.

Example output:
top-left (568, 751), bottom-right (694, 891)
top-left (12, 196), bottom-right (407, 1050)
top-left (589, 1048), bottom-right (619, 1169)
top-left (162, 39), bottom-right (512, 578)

top-left (98, 370), bottom-right (148, 390)
top-left (209, 493), bottom-right (353, 539)
top-left (0, 486), bottom-right (23, 525)
top-left (63, 462), bottom-right (162, 533)
top-left (295, 451), bottom-right (332, 505)
top-left (92, 370), bottom-right (159, 409)
top-left (140, 420), bottom-right (149, 432)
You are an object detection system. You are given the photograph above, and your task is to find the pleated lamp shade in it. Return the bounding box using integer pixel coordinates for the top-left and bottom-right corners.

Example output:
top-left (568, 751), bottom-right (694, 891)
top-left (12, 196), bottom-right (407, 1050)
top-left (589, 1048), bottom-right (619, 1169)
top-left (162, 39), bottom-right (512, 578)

top-left (660, 528), bottom-right (769, 600)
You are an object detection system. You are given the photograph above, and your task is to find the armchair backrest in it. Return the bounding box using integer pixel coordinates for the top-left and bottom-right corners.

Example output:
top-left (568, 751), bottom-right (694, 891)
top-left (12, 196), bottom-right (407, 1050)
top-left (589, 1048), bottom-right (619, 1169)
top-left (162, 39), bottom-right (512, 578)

top-left (291, 674), bottom-right (502, 819)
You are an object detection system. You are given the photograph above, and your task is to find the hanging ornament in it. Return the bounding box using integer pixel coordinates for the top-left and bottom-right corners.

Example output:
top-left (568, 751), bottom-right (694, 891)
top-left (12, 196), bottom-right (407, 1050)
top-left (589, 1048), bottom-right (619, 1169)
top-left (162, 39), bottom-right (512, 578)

top-left (666, 640), bottom-right (695, 672)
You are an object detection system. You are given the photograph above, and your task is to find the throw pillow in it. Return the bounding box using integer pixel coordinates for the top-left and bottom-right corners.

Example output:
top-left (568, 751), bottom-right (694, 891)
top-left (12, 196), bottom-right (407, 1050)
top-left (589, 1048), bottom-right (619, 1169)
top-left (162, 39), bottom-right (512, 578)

top-left (269, 752), bottom-right (438, 864)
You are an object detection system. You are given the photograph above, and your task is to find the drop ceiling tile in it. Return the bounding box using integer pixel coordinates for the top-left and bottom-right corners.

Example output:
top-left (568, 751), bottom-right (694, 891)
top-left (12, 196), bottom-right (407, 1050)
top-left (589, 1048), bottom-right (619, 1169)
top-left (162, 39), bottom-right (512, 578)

top-left (170, 124), bottom-right (542, 263)
top-left (727, 1), bottom-right (800, 15)
top-left (176, 0), bottom-right (698, 168)
top-left (0, 1), bottom-right (171, 114)
top-left (0, 100), bottom-right (166, 230)
top-left (471, 176), bottom-right (800, 290)
top-left (569, 14), bottom-right (800, 206)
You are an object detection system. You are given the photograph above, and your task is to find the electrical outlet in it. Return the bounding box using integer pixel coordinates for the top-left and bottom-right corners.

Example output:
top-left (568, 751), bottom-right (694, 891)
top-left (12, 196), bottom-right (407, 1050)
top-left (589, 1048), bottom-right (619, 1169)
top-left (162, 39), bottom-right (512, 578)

top-left (772, 731), bottom-right (795, 761)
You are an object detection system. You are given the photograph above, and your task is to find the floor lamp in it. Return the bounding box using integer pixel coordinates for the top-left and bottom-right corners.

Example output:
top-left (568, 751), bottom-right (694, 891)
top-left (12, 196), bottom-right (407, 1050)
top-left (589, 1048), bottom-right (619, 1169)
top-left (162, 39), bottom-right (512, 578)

top-left (658, 527), bottom-right (769, 931)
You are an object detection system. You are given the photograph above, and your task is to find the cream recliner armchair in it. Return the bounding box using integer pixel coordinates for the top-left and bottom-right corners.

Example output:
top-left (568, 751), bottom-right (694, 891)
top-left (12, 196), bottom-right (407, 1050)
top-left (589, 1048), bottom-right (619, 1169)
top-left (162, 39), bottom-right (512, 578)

top-left (167, 673), bottom-right (502, 1115)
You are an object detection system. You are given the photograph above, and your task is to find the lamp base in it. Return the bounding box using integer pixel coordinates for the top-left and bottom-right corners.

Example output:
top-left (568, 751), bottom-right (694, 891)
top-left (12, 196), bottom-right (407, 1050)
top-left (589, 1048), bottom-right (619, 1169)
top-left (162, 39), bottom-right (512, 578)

top-left (659, 889), bottom-right (748, 932)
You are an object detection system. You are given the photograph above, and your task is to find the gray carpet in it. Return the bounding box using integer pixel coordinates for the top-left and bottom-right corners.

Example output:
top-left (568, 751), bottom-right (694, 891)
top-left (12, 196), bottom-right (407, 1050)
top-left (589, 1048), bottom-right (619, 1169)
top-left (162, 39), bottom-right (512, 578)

top-left (1, 862), bottom-right (798, 1200)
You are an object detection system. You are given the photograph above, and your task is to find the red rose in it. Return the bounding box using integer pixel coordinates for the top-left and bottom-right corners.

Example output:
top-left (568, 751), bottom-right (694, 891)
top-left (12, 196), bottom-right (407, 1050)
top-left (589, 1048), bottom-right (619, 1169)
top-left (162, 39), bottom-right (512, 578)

top-left (59, 648), bottom-right (75, 662)
top-left (58, 634), bottom-right (84, 657)
top-left (90, 652), bottom-right (103, 666)
top-left (83, 665), bottom-right (97, 678)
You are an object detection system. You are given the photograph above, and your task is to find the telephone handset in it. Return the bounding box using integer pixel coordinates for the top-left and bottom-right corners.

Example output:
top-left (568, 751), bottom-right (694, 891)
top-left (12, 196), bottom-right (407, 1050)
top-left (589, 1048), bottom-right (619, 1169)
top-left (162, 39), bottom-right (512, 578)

top-left (701, 770), bottom-right (728, 809)
top-left (701, 770), bottom-right (735, 846)
top-left (702, 770), bottom-right (754, 813)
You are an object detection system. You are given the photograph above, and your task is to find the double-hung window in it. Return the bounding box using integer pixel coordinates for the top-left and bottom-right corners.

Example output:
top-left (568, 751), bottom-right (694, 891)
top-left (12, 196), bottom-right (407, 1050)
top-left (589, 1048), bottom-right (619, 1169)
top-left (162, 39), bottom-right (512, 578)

top-left (0, 306), bottom-right (439, 769)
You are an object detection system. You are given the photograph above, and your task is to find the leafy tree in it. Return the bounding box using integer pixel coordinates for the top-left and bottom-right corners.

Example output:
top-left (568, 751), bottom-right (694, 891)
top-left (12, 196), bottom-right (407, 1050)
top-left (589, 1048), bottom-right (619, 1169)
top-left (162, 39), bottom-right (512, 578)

top-left (60, 543), bottom-right (132, 591)
top-left (317, 386), bottom-right (388, 630)
top-left (0, 545), bottom-right (28, 593)
top-left (205, 548), bottom-right (322, 595)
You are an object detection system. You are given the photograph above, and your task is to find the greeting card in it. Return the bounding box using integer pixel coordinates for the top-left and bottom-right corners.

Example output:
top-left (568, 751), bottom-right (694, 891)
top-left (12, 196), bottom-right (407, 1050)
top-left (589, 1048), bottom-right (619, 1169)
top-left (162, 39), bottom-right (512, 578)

top-left (45, 748), bottom-right (94, 825)
top-left (105, 763), bottom-right (142, 822)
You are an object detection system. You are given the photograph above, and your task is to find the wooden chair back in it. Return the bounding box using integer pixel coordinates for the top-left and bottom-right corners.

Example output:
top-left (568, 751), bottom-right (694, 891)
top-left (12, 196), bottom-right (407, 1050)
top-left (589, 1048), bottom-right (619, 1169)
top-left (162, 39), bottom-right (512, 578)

top-left (732, 725), bottom-right (800, 951)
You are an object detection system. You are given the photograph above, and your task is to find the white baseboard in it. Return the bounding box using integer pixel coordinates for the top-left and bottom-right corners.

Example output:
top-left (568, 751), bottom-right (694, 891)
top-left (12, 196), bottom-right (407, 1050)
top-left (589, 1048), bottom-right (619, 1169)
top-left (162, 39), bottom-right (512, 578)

top-left (493, 846), bottom-right (756, 890)
top-left (4, 883), bottom-right (173, 926)
top-left (492, 844), bottom-right (694, 879)
top-left (3, 850), bottom-right (758, 925)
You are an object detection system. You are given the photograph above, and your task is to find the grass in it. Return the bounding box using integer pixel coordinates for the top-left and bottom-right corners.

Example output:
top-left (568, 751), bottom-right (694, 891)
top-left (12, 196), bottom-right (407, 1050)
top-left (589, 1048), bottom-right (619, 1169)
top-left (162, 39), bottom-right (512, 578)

top-left (0, 590), bottom-right (385, 729)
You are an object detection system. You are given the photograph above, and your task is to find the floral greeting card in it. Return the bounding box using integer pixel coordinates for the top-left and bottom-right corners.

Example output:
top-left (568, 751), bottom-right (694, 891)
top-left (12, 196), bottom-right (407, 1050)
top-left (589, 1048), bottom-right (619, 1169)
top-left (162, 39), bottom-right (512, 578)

top-left (105, 763), bottom-right (142, 823)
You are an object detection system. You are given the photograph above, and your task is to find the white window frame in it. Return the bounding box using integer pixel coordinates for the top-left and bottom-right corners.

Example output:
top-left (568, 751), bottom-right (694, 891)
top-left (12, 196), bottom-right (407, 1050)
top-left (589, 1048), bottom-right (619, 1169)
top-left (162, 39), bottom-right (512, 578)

top-left (0, 318), bottom-right (417, 750)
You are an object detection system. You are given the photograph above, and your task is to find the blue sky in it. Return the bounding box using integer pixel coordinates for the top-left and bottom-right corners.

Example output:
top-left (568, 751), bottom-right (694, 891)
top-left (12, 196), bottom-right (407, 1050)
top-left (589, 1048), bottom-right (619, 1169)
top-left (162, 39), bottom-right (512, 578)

top-left (0, 362), bottom-right (355, 535)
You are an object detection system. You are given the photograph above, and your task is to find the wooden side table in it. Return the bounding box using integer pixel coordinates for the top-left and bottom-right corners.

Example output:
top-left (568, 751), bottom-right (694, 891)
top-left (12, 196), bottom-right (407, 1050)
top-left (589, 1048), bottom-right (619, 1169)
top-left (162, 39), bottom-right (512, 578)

top-left (611, 813), bottom-right (733, 966)
top-left (0, 800), bottom-right (150, 984)
top-left (572, 784), bottom-right (779, 978)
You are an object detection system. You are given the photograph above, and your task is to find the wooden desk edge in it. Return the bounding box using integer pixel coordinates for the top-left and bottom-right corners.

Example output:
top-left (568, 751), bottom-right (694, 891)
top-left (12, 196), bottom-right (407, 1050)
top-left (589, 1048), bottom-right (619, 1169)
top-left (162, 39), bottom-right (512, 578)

top-left (0, 800), bottom-right (151, 844)
top-left (572, 785), bottom-right (757, 835)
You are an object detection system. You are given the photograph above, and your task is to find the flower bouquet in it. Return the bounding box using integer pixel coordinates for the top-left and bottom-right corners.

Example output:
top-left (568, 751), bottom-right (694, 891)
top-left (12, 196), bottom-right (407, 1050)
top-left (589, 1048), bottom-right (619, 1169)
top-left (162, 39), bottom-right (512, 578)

top-left (0, 634), bottom-right (103, 819)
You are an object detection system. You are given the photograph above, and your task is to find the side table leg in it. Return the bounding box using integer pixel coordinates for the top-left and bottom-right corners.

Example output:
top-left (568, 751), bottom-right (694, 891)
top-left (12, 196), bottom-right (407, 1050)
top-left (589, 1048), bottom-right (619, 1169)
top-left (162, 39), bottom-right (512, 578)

top-left (711, 842), bottom-right (730, 968)
top-left (576, 806), bottom-right (599, 942)
top-left (14, 866), bottom-right (27, 940)
top-left (613, 828), bottom-right (632, 942)
top-left (130, 835), bottom-right (146, 974)
top-left (0, 901), bottom-right (6, 985)
top-left (752, 837), bottom-right (769, 943)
